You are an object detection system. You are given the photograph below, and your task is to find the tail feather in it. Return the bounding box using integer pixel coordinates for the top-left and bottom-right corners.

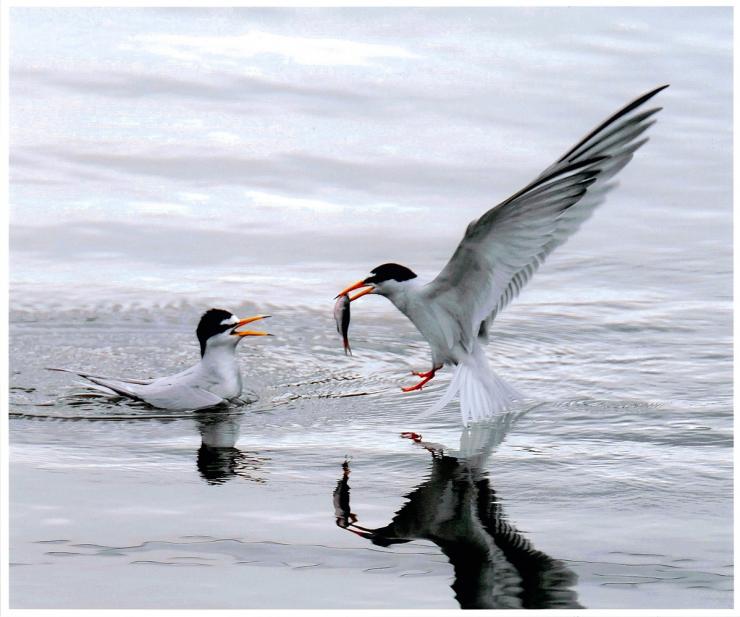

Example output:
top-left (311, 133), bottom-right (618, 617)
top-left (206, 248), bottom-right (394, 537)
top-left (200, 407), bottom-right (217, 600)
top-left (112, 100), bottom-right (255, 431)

top-left (423, 345), bottom-right (521, 426)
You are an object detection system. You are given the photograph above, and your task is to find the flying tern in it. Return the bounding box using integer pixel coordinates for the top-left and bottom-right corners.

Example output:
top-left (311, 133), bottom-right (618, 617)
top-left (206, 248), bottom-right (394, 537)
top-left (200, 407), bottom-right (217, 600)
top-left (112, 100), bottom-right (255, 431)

top-left (50, 308), bottom-right (270, 411)
top-left (336, 85), bottom-right (668, 425)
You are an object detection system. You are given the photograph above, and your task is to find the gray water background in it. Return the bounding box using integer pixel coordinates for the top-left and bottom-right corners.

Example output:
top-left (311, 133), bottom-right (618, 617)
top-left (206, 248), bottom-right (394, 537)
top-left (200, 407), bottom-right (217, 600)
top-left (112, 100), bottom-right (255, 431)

top-left (9, 7), bottom-right (732, 609)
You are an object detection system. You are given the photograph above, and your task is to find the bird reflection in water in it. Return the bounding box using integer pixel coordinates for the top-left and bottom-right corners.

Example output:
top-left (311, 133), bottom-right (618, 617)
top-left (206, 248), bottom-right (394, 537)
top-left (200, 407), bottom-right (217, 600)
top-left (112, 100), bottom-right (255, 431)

top-left (333, 411), bottom-right (582, 609)
top-left (194, 410), bottom-right (267, 485)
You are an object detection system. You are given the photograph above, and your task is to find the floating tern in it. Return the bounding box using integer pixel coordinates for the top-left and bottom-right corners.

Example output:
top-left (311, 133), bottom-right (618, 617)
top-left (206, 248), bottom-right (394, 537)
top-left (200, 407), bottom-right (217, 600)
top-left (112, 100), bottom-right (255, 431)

top-left (50, 308), bottom-right (270, 411)
top-left (336, 85), bottom-right (668, 425)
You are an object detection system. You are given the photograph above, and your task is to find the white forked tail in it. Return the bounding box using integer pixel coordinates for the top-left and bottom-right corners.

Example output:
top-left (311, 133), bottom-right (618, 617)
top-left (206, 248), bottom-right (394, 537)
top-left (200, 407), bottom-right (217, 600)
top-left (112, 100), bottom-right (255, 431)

top-left (424, 344), bottom-right (521, 426)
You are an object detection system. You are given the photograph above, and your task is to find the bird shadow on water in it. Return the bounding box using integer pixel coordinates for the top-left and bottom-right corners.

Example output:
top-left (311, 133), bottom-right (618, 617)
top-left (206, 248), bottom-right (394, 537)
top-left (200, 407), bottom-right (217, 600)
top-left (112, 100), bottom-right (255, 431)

top-left (11, 384), bottom-right (269, 486)
top-left (194, 409), bottom-right (268, 485)
top-left (333, 408), bottom-right (583, 609)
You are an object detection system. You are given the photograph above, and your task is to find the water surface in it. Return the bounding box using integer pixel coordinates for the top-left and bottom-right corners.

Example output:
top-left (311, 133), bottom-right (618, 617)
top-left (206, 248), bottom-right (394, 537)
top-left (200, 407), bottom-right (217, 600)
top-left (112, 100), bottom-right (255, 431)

top-left (9, 6), bottom-right (732, 609)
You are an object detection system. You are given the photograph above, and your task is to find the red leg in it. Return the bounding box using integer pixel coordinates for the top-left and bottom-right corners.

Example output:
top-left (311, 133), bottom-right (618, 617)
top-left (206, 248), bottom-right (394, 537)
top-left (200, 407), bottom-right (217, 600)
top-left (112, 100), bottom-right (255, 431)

top-left (402, 365), bottom-right (441, 392)
top-left (400, 431), bottom-right (423, 442)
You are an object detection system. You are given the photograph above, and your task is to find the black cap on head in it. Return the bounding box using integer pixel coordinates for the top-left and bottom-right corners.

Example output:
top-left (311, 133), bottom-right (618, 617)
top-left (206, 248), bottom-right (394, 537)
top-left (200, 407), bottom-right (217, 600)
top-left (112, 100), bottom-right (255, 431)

top-left (196, 308), bottom-right (235, 356)
top-left (364, 263), bottom-right (418, 285)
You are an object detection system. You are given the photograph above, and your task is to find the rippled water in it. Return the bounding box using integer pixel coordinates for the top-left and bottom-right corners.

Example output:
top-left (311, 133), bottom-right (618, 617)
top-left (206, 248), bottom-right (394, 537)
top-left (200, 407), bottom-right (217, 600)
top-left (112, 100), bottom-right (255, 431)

top-left (9, 6), bottom-right (732, 610)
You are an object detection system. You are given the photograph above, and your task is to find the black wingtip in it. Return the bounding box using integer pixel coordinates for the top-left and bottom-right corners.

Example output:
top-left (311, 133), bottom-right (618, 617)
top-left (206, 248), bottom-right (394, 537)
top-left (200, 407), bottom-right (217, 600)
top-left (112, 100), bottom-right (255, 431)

top-left (557, 84), bottom-right (669, 164)
top-left (620, 85), bottom-right (670, 119)
top-left (643, 84), bottom-right (670, 100)
top-left (617, 84), bottom-right (670, 116)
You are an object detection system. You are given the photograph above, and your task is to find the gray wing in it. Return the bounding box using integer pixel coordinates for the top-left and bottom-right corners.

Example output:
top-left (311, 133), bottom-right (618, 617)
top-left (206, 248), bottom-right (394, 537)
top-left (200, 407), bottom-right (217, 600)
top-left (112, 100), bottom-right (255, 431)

top-left (88, 375), bottom-right (226, 410)
top-left (424, 85), bottom-right (667, 350)
top-left (49, 367), bottom-right (225, 410)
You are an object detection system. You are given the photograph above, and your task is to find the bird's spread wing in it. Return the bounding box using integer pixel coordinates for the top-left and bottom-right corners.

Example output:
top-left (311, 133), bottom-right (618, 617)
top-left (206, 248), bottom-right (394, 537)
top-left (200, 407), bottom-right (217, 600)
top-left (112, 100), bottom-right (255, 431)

top-left (424, 85), bottom-right (667, 349)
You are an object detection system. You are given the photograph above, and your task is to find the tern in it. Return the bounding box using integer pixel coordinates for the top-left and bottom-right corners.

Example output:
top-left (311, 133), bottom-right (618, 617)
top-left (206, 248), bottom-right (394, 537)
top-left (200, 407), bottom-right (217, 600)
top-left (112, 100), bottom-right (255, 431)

top-left (336, 85), bottom-right (668, 425)
top-left (50, 308), bottom-right (270, 411)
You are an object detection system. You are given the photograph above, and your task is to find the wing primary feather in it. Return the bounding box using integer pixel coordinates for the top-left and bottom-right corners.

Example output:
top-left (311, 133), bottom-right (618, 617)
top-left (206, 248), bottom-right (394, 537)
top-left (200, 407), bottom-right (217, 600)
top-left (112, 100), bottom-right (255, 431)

top-left (576, 120), bottom-right (656, 162)
top-left (557, 84), bottom-right (668, 163)
top-left (485, 156), bottom-right (607, 222)
top-left (570, 108), bottom-right (660, 161)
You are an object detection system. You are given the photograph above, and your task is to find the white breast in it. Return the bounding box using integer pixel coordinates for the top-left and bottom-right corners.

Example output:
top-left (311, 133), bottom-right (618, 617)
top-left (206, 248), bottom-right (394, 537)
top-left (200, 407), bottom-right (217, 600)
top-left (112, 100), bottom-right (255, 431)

top-left (194, 347), bottom-right (243, 399)
top-left (382, 280), bottom-right (460, 366)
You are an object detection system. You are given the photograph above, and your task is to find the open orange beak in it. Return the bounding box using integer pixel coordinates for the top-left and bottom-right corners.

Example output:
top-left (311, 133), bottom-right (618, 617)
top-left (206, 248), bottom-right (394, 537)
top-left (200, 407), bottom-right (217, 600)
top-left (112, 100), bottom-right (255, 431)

top-left (335, 280), bottom-right (374, 302)
top-left (231, 314), bottom-right (271, 337)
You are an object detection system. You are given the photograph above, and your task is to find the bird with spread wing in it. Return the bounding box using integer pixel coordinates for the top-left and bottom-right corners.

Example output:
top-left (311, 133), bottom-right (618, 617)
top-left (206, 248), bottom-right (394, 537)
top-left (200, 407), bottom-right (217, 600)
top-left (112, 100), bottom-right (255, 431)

top-left (336, 85), bottom-right (668, 426)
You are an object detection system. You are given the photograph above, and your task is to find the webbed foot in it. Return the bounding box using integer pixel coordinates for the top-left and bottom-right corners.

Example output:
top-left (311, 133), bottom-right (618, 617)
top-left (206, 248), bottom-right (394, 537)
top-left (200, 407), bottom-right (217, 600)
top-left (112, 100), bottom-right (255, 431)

top-left (402, 365), bottom-right (442, 392)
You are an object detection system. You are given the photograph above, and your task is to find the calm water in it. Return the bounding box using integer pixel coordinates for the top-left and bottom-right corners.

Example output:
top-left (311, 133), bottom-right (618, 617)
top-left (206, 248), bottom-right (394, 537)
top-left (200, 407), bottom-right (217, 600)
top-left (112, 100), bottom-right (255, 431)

top-left (9, 7), bottom-right (732, 610)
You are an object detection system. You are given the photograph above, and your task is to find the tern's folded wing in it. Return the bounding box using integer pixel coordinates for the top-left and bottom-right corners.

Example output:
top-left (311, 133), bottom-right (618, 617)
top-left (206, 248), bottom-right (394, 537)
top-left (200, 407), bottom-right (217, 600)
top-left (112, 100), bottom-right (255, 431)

top-left (81, 375), bottom-right (226, 411)
top-left (425, 85), bottom-right (667, 348)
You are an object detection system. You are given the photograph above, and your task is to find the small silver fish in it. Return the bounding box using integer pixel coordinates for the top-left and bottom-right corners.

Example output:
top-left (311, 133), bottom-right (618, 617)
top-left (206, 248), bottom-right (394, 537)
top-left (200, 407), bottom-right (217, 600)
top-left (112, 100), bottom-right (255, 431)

top-left (333, 294), bottom-right (352, 355)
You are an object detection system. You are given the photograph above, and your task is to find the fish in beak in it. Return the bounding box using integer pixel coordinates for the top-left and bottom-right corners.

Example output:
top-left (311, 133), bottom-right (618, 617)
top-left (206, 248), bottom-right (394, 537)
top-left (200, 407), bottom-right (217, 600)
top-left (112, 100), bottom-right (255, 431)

top-left (333, 278), bottom-right (374, 355)
top-left (231, 314), bottom-right (271, 337)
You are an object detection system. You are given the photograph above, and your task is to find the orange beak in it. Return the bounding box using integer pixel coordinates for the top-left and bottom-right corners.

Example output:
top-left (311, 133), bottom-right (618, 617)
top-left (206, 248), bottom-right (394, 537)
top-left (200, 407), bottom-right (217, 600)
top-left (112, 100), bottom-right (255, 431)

top-left (335, 280), bottom-right (374, 302)
top-left (231, 314), bottom-right (271, 337)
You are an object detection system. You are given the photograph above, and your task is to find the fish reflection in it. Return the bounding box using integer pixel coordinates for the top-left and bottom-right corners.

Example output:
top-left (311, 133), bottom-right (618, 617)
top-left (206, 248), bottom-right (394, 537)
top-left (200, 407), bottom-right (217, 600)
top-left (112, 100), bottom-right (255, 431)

top-left (334, 412), bottom-right (582, 609)
top-left (194, 411), bottom-right (267, 485)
